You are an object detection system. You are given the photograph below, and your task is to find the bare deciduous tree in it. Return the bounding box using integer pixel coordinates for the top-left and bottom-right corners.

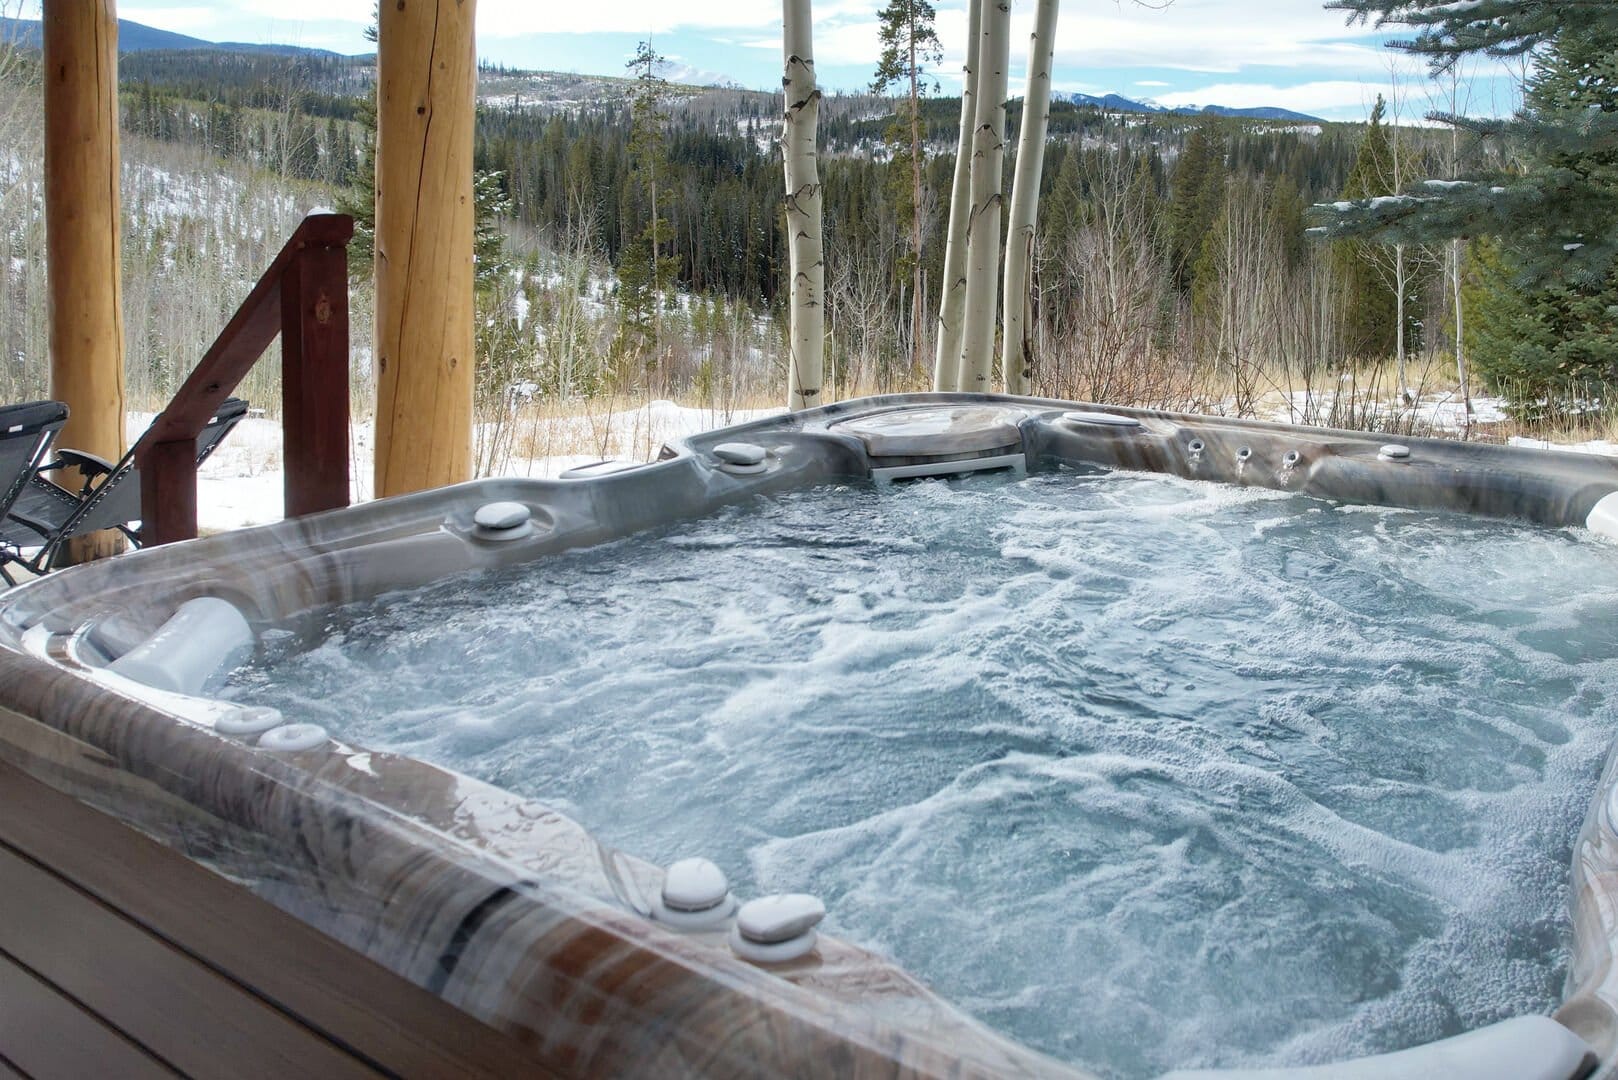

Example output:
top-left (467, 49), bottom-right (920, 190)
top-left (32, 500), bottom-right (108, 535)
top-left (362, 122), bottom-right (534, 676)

top-left (1046, 151), bottom-right (1192, 407)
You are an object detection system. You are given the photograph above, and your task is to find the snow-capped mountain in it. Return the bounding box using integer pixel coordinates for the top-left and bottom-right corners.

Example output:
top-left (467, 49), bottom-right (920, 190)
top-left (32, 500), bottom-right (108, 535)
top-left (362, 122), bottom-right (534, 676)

top-left (1058, 91), bottom-right (1324, 124)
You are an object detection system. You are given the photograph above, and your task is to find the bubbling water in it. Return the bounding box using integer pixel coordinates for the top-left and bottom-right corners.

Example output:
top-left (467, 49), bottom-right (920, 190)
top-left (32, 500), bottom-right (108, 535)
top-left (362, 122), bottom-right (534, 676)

top-left (223, 469), bottom-right (1618, 1079)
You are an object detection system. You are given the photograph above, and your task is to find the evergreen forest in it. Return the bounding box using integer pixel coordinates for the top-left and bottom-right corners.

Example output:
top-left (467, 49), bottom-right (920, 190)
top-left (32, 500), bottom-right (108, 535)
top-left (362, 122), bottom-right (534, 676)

top-left (1, 13), bottom-right (1612, 465)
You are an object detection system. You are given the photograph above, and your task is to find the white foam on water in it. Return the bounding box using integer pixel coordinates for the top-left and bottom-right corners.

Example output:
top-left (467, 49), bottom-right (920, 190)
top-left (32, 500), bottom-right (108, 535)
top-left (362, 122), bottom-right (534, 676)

top-left (222, 469), bottom-right (1618, 1079)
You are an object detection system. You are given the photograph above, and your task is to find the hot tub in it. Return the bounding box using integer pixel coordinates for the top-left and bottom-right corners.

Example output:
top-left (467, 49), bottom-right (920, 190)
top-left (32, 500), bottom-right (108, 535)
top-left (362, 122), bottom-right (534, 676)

top-left (1, 393), bottom-right (1616, 1080)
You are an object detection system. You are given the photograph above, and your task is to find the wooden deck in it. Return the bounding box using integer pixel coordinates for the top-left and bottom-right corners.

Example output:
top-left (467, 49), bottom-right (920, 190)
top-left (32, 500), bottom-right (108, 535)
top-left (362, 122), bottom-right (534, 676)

top-left (0, 758), bottom-right (556, 1078)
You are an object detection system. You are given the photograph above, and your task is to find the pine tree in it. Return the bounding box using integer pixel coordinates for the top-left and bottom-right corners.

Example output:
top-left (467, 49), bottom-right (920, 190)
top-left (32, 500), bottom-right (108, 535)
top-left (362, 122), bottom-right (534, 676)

top-left (1314, 1), bottom-right (1618, 286)
top-left (335, 92), bottom-right (378, 273)
top-left (614, 42), bottom-right (679, 370)
top-left (1167, 122), bottom-right (1228, 292)
top-left (473, 171), bottom-right (512, 289)
top-left (1335, 96), bottom-right (1398, 358)
top-left (1465, 23), bottom-right (1618, 407)
top-left (335, 12), bottom-right (380, 273)
top-left (871, 0), bottom-right (941, 375)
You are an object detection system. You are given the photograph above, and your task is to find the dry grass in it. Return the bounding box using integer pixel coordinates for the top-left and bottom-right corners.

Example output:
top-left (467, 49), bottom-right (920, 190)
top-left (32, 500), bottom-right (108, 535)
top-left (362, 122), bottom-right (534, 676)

top-left (1482, 411), bottom-right (1618, 449)
top-left (500, 390), bottom-right (786, 466)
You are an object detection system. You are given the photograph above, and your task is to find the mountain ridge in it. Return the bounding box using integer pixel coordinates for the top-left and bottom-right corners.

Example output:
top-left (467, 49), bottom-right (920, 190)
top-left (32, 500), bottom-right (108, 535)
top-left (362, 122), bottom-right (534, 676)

top-left (1059, 91), bottom-right (1323, 124)
top-left (0, 16), bottom-right (353, 59)
top-left (1, 16), bottom-right (1324, 123)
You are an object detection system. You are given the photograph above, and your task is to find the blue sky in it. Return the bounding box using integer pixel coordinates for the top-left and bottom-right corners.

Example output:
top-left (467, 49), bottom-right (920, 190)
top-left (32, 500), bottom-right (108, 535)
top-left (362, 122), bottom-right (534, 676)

top-left (101, 0), bottom-right (1522, 123)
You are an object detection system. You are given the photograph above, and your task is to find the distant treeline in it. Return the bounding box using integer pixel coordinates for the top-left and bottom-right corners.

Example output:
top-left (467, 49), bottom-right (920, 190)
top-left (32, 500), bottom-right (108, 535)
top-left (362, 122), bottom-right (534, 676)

top-left (471, 98), bottom-right (1367, 307)
top-left (113, 49), bottom-right (1465, 387)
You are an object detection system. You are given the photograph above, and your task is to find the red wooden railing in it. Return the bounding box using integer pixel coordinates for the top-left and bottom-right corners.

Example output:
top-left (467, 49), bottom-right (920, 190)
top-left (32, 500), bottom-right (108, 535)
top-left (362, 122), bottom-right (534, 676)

top-left (136, 213), bottom-right (354, 546)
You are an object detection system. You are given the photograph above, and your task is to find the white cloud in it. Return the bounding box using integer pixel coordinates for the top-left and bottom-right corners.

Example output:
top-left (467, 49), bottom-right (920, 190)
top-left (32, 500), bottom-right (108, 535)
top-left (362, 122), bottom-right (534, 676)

top-left (232, 0), bottom-right (372, 23)
top-left (737, 18), bottom-right (886, 69)
top-left (1135, 80), bottom-right (1171, 88)
top-left (661, 60), bottom-right (738, 87)
top-left (1054, 18), bottom-right (1386, 77)
top-left (116, 6), bottom-right (222, 33)
top-left (476, 0), bottom-right (779, 37)
top-left (914, 0), bottom-right (1399, 79)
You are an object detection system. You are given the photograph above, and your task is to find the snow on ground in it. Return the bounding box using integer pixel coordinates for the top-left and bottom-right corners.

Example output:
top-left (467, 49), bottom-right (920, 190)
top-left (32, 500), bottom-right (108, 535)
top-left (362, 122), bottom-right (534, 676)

top-left (1508, 436), bottom-right (1618, 458)
top-left (129, 401), bottom-right (784, 534)
top-left (105, 397), bottom-right (1614, 539)
top-left (1251, 388), bottom-right (1510, 432)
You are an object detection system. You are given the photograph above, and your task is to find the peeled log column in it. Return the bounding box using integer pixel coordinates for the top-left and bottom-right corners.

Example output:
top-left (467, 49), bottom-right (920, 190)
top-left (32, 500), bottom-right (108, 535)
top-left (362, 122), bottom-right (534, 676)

top-left (375, 0), bottom-right (477, 497)
top-left (43, 0), bottom-right (126, 563)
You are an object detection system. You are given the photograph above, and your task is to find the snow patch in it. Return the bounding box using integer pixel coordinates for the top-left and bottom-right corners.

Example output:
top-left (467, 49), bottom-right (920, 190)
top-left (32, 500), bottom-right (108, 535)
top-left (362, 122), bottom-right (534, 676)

top-left (125, 401), bottom-right (785, 535)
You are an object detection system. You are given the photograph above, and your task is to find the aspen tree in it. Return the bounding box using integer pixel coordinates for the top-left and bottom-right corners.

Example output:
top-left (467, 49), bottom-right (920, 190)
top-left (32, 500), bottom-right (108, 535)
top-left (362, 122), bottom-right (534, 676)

top-left (957, 0), bottom-right (1010, 391)
top-left (933, 0), bottom-right (981, 391)
top-left (783, 0), bottom-right (825, 410)
top-left (1003, 0), bottom-right (1059, 396)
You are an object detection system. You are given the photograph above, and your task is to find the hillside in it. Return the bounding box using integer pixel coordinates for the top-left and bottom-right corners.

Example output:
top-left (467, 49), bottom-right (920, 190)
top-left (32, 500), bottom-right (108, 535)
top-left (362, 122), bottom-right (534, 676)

top-left (4, 16), bottom-right (1570, 463)
top-left (0, 16), bottom-right (353, 58)
top-left (1058, 91), bottom-right (1325, 124)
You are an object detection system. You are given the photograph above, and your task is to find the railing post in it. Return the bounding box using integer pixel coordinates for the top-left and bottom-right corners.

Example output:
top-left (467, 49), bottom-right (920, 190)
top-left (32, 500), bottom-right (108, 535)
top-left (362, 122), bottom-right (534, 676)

top-left (134, 213), bottom-right (352, 549)
top-left (281, 235), bottom-right (350, 519)
top-left (138, 440), bottom-right (198, 546)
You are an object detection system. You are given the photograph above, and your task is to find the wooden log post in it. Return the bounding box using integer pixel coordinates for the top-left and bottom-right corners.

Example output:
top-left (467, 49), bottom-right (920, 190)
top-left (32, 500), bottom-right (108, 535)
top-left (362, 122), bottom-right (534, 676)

top-left (138, 441), bottom-right (197, 547)
top-left (135, 215), bottom-right (353, 547)
top-left (43, 0), bottom-right (127, 563)
top-left (374, 0), bottom-right (477, 498)
top-left (281, 239), bottom-right (351, 519)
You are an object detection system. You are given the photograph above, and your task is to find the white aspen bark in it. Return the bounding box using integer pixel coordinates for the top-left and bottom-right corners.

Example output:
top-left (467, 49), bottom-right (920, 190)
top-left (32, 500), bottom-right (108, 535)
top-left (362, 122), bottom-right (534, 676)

top-left (1445, 73), bottom-right (1473, 433)
top-left (650, 156), bottom-right (661, 353)
top-left (1394, 241), bottom-right (1407, 399)
top-left (1390, 85), bottom-right (1405, 401)
top-left (1452, 238), bottom-right (1472, 432)
top-left (1002, 0), bottom-right (1059, 396)
top-left (933, 0), bottom-right (981, 391)
top-left (783, 0), bottom-right (825, 410)
top-left (907, 30), bottom-right (924, 379)
top-left (958, 0), bottom-right (1010, 391)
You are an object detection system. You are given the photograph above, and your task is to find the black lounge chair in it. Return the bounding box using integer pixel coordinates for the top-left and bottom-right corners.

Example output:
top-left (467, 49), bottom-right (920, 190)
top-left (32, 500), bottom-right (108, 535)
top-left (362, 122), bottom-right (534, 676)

top-left (1, 397), bottom-right (248, 582)
top-left (0, 400), bottom-right (71, 583)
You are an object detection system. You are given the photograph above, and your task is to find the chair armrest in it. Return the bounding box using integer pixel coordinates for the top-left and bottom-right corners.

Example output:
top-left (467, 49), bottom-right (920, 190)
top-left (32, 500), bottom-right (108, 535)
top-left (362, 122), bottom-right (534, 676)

top-left (4, 509), bottom-right (55, 542)
top-left (39, 449), bottom-right (118, 496)
top-left (42, 448), bottom-right (117, 477)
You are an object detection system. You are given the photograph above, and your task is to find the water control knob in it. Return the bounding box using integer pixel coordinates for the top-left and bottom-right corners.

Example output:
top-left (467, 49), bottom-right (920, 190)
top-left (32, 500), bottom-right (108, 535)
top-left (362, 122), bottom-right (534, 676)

top-left (472, 501), bottom-right (535, 541)
top-left (651, 858), bottom-right (736, 931)
top-left (714, 442), bottom-right (766, 466)
top-left (258, 722), bottom-right (329, 752)
top-left (217, 705), bottom-right (285, 737)
top-left (714, 442), bottom-right (769, 475)
top-left (730, 893), bottom-right (825, 963)
top-left (664, 858), bottom-right (729, 912)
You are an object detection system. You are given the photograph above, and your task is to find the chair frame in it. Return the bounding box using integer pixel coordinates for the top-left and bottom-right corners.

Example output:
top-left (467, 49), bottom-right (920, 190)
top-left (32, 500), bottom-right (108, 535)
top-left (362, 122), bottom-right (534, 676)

top-left (0, 400), bottom-right (71, 587)
top-left (2, 399), bottom-right (247, 582)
